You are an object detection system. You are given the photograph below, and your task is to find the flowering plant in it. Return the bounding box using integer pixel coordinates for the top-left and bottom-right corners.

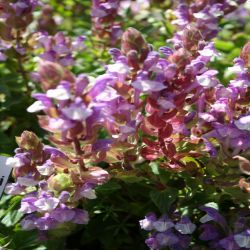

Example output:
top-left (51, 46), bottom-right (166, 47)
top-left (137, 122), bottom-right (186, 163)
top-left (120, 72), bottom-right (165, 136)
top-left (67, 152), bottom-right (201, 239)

top-left (0, 0), bottom-right (250, 249)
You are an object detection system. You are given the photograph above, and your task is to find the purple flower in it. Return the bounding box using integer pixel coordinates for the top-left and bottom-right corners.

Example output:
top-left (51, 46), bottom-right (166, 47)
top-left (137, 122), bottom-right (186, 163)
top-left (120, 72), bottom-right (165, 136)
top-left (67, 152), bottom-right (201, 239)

top-left (234, 230), bottom-right (250, 248)
top-left (20, 197), bottom-right (37, 213)
top-left (46, 84), bottom-right (71, 100)
top-left (36, 32), bottom-right (86, 66)
top-left (91, 0), bottom-right (121, 46)
top-left (61, 100), bottom-right (93, 121)
top-left (5, 183), bottom-right (25, 195)
top-left (17, 176), bottom-right (39, 187)
top-left (153, 215), bottom-right (175, 232)
top-left (141, 214), bottom-right (195, 250)
top-left (36, 160), bottom-right (54, 176)
top-left (58, 191), bottom-right (70, 203)
top-left (34, 197), bottom-right (59, 212)
top-left (156, 231), bottom-right (179, 247)
top-left (132, 79), bottom-right (166, 93)
top-left (175, 216), bottom-right (196, 235)
top-left (50, 206), bottom-right (76, 223)
top-left (199, 206), bottom-right (228, 232)
top-left (72, 209), bottom-right (89, 224)
top-left (73, 183), bottom-right (97, 201)
top-left (199, 224), bottom-right (221, 241)
top-left (35, 214), bottom-right (57, 230)
top-left (21, 215), bottom-right (37, 230)
top-left (235, 115), bottom-right (250, 131)
top-left (140, 213), bottom-right (157, 231)
top-left (6, 157), bottom-right (24, 168)
top-left (145, 236), bottom-right (159, 250)
top-left (220, 235), bottom-right (241, 250)
top-left (196, 70), bottom-right (219, 88)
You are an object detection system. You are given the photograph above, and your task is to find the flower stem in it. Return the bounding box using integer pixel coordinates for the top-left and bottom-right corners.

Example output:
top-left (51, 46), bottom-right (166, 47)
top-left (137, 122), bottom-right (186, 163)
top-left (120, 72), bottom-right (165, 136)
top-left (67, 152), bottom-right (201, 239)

top-left (16, 30), bottom-right (31, 94)
top-left (73, 138), bottom-right (87, 172)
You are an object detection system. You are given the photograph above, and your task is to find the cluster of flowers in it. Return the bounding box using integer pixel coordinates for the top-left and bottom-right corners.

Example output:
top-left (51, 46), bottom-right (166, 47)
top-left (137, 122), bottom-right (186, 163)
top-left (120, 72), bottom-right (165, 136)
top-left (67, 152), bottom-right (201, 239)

top-left (140, 213), bottom-right (196, 250)
top-left (172, 0), bottom-right (246, 46)
top-left (166, 0), bottom-right (250, 170)
top-left (4, 0), bottom-right (250, 246)
top-left (37, 4), bottom-right (57, 35)
top-left (140, 205), bottom-right (250, 250)
top-left (91, 0), bottom-right (122, 46)
top-left (0, 0), bottom-right (41, 60)
top-left (119, 0), bottom-right (151, 16)
top-left (6, 130), bottom-right (109, 232)
top-left (32, 31), bottom-right (86, 67)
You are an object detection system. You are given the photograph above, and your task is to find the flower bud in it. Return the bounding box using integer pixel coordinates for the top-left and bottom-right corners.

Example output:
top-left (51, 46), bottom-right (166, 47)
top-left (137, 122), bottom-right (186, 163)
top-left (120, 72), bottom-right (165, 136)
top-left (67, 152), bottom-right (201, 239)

top-left (38, 61), bottom-right (65, 90)
top-left (169, 48), bottom-right (191, 71)
top-left (240, 41), bottom-right (250, 67)
top-left (83, 167), bottom-right (110, 185)
top-left (121, 27), bottom-right (149, 61)
top-left (0, 22), bottom-right (12, 41)
top-left (16, 131), bottom-right (43, 152)
top-left (37, 5), bottom-right (57, 35)
top-left (48, 173), bottom-right (73, 192)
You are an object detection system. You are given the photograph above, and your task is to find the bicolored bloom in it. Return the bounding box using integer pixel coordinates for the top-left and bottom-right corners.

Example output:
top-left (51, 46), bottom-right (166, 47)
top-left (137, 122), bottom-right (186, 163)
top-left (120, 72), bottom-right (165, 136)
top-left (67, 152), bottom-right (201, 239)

top-left (140, 213), bottom-right (195, 250)
top-left (35, 32), bottom-right (86, 66)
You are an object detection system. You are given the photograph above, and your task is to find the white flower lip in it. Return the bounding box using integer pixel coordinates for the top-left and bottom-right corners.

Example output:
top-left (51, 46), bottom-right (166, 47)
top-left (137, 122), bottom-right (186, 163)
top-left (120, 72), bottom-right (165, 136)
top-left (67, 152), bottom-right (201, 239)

top-left (6, 157), bottom-right (23, 168)
top-left (17, 177), bottom-right (39, 186)
top-left (107, 62), bottom-right (129, 74)
top-left (132, 79), bottom-right (166, 92)
top-left (175, 222), bottom-right (196, 234)
top-left (37, 164), bottom-right (54, 176)
top-left (199, 214), bottom-right (214, 223)
top-left (34, 197), bottom-right (59, 212)
top-left (62, 105), bottom-right (93, 121)
top-left (81, 188), bottom-right (97, 199)
top-left (96, 86), bottom-right (119, 102)
top-left (153, 220), bottom-right (174, 232)
top-left (234, 234), bottom-right (250, 248)
top-left (235, 115), bottom-right (250, 131)
top-left (47, 86), bottom-right (71, 100)
top-left (196, 74), bottom-right (217, 88)
top-left (27, 101), bottom-right (46, 113)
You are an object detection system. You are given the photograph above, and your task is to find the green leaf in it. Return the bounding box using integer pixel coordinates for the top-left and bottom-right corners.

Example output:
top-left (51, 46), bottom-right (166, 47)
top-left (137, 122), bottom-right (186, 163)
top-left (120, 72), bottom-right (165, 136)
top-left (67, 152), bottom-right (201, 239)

top-left (1, 210), bottom-right (23, 227)
top-left (114, 170), bottom-right (147, 183)
top-left (214, 39), bottom-right (234, 52)
top-left (224, 187), bottom-right (250, 203)
top-left (96, 180), bottom-right (121, 193)
top-left (150, 188), bottom-right (178, 213)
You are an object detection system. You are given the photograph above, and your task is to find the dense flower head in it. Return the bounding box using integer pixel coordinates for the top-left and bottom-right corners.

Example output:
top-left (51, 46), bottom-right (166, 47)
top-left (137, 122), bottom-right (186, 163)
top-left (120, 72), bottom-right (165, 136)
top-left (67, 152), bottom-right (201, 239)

top-left (91, 0), bottom-right (122, 46)
top-left (140, 213), bottom-right (195, 250)
top-left (141, 206), bottom-right (250, 250)
top-left (5, 131), bottom-right (109, 232)
top-left (34, 32), bottom-right (86, 66)
top-left (172, 0), bottom-right (247, 46)
top-left (0, 0), bottom-right (41, 60)
top-left (37, 4), bottom-right (57, 34)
